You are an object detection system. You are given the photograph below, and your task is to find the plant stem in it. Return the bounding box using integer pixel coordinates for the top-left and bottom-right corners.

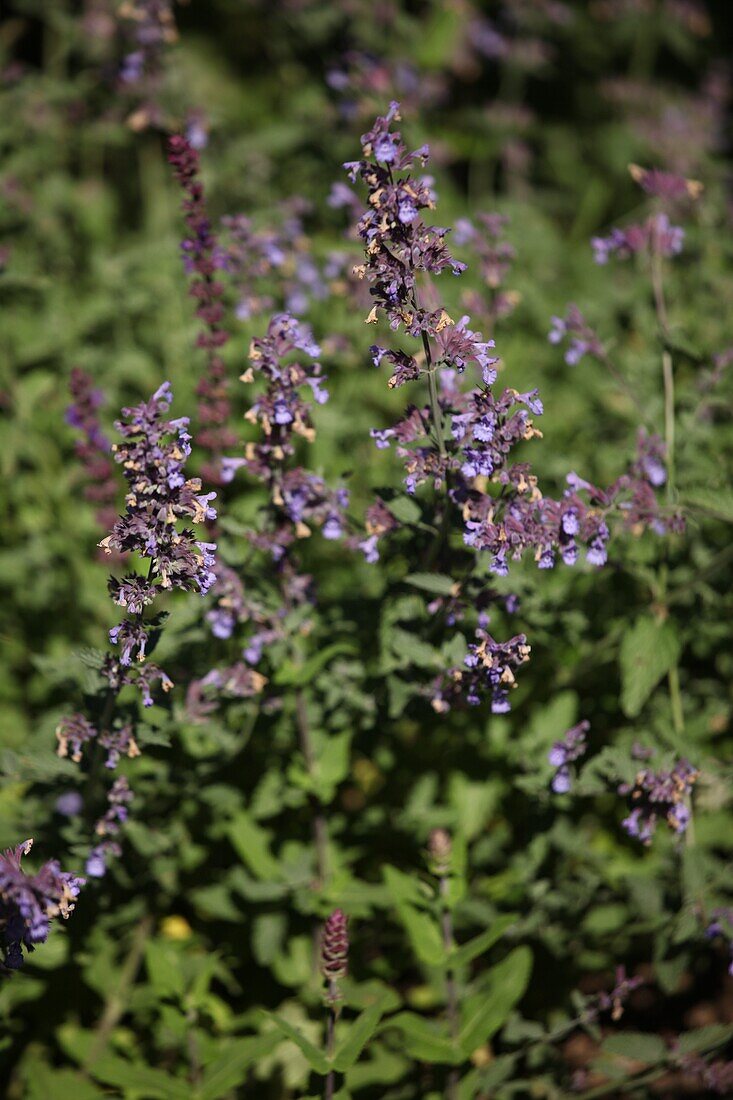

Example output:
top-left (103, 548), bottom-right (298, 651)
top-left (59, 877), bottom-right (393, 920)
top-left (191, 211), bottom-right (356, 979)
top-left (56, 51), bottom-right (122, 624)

top-left (650, 247), bottom-right (687, 748)
top-left (650, 247), bottom-right (676, 499)
top-left (324, 982), bottom-right (338, 1100)
top-left (86, 913), bottom-right (154, 1065)
top-left (422, 328), bottom-right (446, 456)
top-left (439, 874), bottom-right (459, 1100)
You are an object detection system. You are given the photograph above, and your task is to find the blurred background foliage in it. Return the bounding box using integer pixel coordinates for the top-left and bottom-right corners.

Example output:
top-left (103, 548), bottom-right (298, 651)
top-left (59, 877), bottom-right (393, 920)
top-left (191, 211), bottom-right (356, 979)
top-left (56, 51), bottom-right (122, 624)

top-left (1, 0), bottom-right (733, 1096)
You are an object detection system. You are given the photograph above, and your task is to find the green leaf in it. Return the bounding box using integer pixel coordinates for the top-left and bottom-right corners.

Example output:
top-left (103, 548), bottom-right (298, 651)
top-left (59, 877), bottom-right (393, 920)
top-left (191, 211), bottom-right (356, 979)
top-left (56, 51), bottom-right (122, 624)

top-left (459, 946), bottom-right (532, 1056)
top-left (265, 1014), bottom-right (329, 1074)
top-left (383, 866), bottom-right (445, 967)
top-left (382, 1012), bottom-right (461, 1064)
top-left (404, 573), bottom-right (455, 596)
top-left (195, 1033), bottom-right (281, 1099)
top-left (274, 642), bottom-right (357, 687)
top-left (145, 941), bottom-right (185, 1000)
top-left (386, 496), bottom-right (421, 524)
top-left (619, 617), bottom-right (682, 717)
top-left (677, 1024), bottom-right (733, 1054)
top-left (389, 627), bottom-right (441, 670)
top-left (683, 488), bottom-right (733, 523)
top-left (333, 992), bottom-right (391, 1071)
top-left (601, 1032), bottom-right (667, 1065)
top-left (450, 915), bottom-right (517, 970)
top-left (228, 812), bottom-right (282, 881)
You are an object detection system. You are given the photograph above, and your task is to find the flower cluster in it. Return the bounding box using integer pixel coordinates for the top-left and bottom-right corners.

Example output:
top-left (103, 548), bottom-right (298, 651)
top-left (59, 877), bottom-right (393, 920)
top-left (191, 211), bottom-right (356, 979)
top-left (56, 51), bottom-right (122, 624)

top-left (628, 163), bottom-right (703, 202)
top-left (321, 908), bottom-right (349, 998)
top-left (327, 50), bottom-right (446, 124)
top-left (168, 135), bottom-right (235, 485)
top-left (548, 720), bottom-right (590, 792)
top-left (0, 839), bottom-right (84, 969)
top-left (101, 382), bottom-right (216, 595)
top-left (190, 314), bottom-right (347, 711)
top-left (619, 758), bottom-right (698, 843)
top-left (219, 314), bottom-right (347, 551)
top-left (117, 0), bottom-right (177, 131)
top-left (548, 305), bottom-right (605, 366)
top-left (592, 212), bottom-right (684, 264)
top-left (345, 101), bottom-right (466, 337)
top-left (676, 1052), bottom-right (733, 1096)
top-left (86, 777), bottom-right (134, 879)
top-left (587, 965), bottom-right (644, 1022)
top-left (66, 367), bottom-right (120, 543)
top-left (432, 628), bottom-right (531, 715)
top-left (454, 213), bottom-right (520, 325)
top-left (58, 383), bottom-right (214, 876)
top-left (222, 201), bottom-right (329, 321)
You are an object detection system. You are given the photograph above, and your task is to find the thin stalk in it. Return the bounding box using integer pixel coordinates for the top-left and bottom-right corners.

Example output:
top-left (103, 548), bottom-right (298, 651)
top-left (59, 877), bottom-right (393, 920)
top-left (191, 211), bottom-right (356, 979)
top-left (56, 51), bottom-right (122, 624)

top-left (650, 246), bottom-right (687, 748)
top-left (324, 982), bottom-right (338, 1100)
top-left (422, 327), bottom-right (446, 456)
top-left (439, 875), bottom-right (459, 1100)
top-left (86, 914), bottom-right (154, 1065)
top-left (649, 246), bottom-right (675, 499)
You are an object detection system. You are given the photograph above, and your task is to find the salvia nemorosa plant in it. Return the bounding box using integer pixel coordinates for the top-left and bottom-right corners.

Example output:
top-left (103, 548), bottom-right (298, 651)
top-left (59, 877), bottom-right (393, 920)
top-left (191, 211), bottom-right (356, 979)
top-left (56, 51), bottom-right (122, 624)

top-left (343, 102), bottom-right (674, 723)
top-left (57, 381), bottom-right (215, 878)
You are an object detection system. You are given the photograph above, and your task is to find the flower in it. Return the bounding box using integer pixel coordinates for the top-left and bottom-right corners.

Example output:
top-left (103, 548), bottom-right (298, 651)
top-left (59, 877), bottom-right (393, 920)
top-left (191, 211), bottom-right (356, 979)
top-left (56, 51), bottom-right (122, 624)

top-left (86, 777), bottom-right (134, 879)
top-left (628, 163), bottom-right (703, 202)
top-left (100, 382), bottom-right (217, 594)
top-left (592, 212), bottom-right (684, 264)
top-left (168, 135), bottom-right (235, 485)
top-left (66, 368), bottom-right (120, 542)
top-left (547, 305), bottom-right (605, 366)
top-left (56, 714), bottom-right (97, 763)
top-left (0, 839), bottom-right (84, 968)
top-left (619, 758), bottom-right (698, 844)
top-left (548, 720), bottom-right (590, 792)
top-left (345, 101), bottom-right (465, 337)
top-left (321, 909), bottom-right (349, 994)
top-left (432, 629), bottom-right (531, 714)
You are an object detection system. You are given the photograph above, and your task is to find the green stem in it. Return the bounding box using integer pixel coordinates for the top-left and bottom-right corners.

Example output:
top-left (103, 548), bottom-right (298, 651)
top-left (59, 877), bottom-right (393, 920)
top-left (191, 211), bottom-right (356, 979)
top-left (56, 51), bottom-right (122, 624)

top-left (86, 914), bottom-right (154, 1066)
top-left (439, 874), bottom-right (459, 1100)
top-left (421, 326), bottom-right (446, 456)
top-left (650, 248), bottom-right (675, 500)
top-left (668, 666), bottom-right (684, 737)
top-left (324, 985), bottom-right (338, 1100)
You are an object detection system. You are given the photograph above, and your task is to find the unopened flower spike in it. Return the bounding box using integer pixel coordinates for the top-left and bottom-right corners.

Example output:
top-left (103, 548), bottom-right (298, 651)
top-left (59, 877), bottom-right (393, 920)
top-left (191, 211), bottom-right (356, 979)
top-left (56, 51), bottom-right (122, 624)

top-left (321, 908), bottom-right (349, 1003)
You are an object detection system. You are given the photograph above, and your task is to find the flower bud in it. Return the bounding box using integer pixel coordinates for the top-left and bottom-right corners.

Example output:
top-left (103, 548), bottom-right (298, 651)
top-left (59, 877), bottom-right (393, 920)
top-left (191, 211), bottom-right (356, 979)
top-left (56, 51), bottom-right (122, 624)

top-left (321, 908), bottom-right (349, 988)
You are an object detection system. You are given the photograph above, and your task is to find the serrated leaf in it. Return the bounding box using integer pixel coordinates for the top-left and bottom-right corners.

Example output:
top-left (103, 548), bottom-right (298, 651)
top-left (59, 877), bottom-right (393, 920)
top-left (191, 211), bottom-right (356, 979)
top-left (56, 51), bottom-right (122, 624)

top-left (459, 946), bottom-right (532, 1056)
top-left (404, 572), bottom-right (455, 596)
top-left (265, 1014), bottom-right (329, 1074)
top-left (619, 617), bottom-right (682, 717)
top-left (601, 1032), bottom-right (667, 1065)
top-left (333, 992), bottom-right (390, 1071)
